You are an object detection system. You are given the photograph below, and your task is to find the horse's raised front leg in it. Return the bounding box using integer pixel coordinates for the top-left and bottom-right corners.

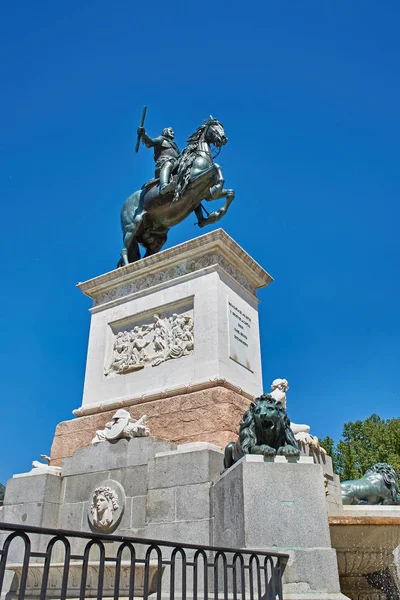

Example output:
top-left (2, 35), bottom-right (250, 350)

top-left (208, 163), bottom-right (225, 200)
top-left (196, 186), bottom-right (235, 228)
top-left (192, 163), bottom-right (235, 228)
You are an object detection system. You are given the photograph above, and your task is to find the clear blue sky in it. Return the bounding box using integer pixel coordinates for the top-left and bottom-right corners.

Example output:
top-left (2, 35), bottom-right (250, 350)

top-left (1, 1), bottom-right (399, 484)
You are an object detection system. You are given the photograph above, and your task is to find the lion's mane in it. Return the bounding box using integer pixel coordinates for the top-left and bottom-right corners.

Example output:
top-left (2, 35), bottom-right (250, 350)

top-left (238, 405), bottom-right (257, 454)
top-left (238, 394), bottom-right (297, 452)
top-left (366, 463), bottom-right (400, 502)
top-left (224, 394), bottom-right (298, 469)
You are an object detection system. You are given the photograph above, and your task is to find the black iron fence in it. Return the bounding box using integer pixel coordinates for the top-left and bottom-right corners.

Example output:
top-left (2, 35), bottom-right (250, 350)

top-left (0, 522), bottom-right (288, 600)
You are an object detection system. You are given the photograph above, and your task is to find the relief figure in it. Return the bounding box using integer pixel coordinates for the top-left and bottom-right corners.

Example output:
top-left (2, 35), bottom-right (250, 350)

top-left (106, 311), bottom-right (194, 374)
top-left (91, 487), bottom-right (119, 532)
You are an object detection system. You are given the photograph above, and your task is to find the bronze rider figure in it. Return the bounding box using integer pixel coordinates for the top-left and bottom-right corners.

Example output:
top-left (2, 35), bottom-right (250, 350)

top-left (137, 126), bottom-right (180, 195)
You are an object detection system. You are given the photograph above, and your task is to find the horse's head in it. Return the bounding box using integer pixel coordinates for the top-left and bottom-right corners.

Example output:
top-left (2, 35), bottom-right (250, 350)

top-left (203, 116), bottom-right (228, 148)
top-left (186, 116), bottom-right (228, 149)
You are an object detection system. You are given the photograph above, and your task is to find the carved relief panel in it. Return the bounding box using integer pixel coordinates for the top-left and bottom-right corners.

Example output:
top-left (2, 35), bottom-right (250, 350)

top-left (105, 299), bottom-right (194, 376)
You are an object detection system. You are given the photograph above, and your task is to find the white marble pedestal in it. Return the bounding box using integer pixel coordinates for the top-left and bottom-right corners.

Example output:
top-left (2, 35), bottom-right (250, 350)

top-left (77, 229), bottom-right (272, 412)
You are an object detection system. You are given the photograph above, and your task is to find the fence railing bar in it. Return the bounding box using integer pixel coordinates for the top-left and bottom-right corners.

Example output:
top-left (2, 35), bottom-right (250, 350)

top-left (0, 522), bottom-right (288, 558)
top-left (17, 536), bottom-right (30, 600)
top-left (143, 544), bottom-right (162, 600)
top-left (60, 544), bottom-right (71, 600)
top-left (96, 545), bottom-right (106, 600)
top-left (0, 524), bottom-right (288, 600)
top-left (193, 548), bottom-right (208, 600)
top-left (274, 562), bottom-right (284, 600)
top-left (171, 547), bottom-right (187, 600)
top-left (233, 552), bottom-right (245, 600)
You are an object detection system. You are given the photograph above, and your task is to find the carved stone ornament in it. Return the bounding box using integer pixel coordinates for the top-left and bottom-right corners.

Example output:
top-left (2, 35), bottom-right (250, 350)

top-left (270, 378), bottom-right (326, 454)
top-left (92, 410), bottom-right (150, 444)
top-left (88, 479), bottom-right (126, 533)
top-left (106, 310), bottom-right (194, 375)
top-left (93, 250), bottom-right (258, 307)
top-left (30, 454), bottom-right (61, 475)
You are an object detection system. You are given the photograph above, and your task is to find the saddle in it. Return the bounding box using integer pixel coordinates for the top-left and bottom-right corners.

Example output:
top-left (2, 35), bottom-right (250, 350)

top-left (141, 177), bottom-right (159, 192)
top-left (141, 175), bottom-right (177, 195)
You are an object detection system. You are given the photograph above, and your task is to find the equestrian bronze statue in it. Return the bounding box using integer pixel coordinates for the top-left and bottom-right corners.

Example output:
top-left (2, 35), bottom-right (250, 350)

top-left (118, 116), bottom-right (235, 265)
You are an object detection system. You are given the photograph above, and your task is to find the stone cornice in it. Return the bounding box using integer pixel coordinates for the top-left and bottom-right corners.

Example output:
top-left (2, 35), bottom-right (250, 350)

top-left (77, 229), bottom-right (273, 308)
top-left (73, 377), bottom-right (254, 417)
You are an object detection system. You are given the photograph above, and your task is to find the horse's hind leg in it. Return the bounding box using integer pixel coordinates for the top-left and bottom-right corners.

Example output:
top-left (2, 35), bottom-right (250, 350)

top-left (119, 230), bottom-right (133, 266)
top-left (119, 228), bottom-right (141, 266)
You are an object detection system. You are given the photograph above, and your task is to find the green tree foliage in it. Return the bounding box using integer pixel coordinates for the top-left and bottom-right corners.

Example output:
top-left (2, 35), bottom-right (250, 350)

top-left (320, 415), bottom-right (400, 481)
top-left (319, 435), bottom-right (335, 460)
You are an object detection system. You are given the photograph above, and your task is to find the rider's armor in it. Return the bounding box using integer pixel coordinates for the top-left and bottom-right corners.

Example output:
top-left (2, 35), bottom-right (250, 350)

top-left (141, 131), bottom-right (180, 193)
top-left (153, 138), bottom-right (180, 174)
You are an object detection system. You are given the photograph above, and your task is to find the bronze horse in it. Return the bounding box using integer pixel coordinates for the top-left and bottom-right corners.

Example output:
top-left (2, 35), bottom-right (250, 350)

top-left (118, 117), bottom-right (235, 265)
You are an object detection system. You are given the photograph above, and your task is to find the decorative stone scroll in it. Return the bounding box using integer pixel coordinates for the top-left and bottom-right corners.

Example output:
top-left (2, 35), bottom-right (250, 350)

top-left (106, 310), bottom-right (194, 375)
top-left (88, 479), bottom-right (125, 533)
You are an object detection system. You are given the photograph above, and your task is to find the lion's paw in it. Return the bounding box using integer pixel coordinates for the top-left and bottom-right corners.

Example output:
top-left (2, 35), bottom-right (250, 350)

top-left (278, 445), bottom-right (300, 457)
top-left (263, 446), bottom-right (277, 457)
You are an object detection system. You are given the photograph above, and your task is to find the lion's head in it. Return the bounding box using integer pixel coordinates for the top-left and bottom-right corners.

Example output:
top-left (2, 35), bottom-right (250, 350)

top-left (239, 394), bottom-right (297, 453)
top-left (366, 463), bottom-right (400, 502)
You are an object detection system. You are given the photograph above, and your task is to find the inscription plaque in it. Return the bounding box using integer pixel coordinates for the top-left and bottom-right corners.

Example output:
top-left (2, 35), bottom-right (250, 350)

top-left (228, 300), bottom-right (255, 373)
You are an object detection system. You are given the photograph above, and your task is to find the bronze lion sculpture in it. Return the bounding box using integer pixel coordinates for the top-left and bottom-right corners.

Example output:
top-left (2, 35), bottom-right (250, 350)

top-left (341, 463), bottom-right (400, 505)
top-left (224, 394), bottom-right (300, 469)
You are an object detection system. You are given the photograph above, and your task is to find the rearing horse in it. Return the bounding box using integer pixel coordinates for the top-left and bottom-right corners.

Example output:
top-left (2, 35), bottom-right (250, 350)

top-left (118, 117), bottom-right (235, 265)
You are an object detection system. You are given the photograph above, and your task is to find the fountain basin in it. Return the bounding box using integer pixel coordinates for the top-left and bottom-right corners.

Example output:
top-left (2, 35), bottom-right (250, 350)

top-left (329, 516), bottom-right (400, 577)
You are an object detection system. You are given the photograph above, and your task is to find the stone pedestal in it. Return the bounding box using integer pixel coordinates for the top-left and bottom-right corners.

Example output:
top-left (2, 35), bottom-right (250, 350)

top-left (50, 230), bottom-right (272, 464)
top-left (213, 455), bottom-right (349, 600)
top-left (1, 231), bottom-right (357, 599)
top-left (78, 229), bottom-right (271, 411)
top-left (297, 442), bottom-right (344, 516)
top-left (0, 438), bottom-right (224, 598)
top-left (2, 437), bottom-right (353, 599)
top-left (2, 438), bottom-right (224, 552)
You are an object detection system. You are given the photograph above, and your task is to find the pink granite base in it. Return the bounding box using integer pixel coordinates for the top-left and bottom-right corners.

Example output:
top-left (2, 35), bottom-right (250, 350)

top-left (50, 386), bottom-right (251, 466)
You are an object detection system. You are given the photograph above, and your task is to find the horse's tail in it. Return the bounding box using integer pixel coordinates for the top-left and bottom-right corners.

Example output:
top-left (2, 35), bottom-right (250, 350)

top-left (128, 238), bottom-right (141, 263)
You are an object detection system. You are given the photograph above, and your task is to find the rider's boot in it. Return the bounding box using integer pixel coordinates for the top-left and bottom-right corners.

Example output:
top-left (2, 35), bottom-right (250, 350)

top-left (159, 163), bottom-right (175, 195)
